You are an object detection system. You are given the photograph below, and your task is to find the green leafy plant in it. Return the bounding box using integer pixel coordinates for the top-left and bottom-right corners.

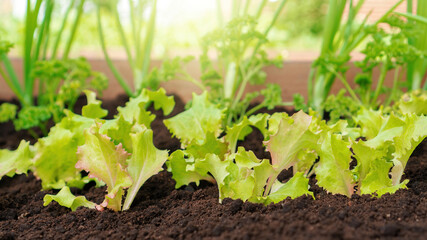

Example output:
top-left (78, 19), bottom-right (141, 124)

top-left (152, 0), bottom-right (288, 127)
top-left (398, 0), bottom-right (427, 90)
top-left (0, 88), bottom-right (174, 211)
top-left (165, 92), bottom-right (427, 204)
top-left (0, 0), bottom-right (107, 136)
top-left (294, 0), bottom-right (404, 114)
top-left (97, 0), bottom-right (157, 96)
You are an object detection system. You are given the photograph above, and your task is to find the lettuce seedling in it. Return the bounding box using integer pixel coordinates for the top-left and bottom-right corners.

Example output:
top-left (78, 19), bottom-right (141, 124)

top-left (397, 90), bottom-right (427, 115)
top-left (166, 92), bottom-right (427, 202)
top-left (38, 88), bottom-right (174, 211)
top-left (166, 92), bottom-right (315, 204)
top-left (0, 141), bottom-right (33, 180)
top-left (43, 186), bottom-right (96, 211)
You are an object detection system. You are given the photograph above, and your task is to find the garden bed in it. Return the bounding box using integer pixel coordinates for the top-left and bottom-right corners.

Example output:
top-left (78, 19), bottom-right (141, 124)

top-left (0, 94), bottom-right (426, 240)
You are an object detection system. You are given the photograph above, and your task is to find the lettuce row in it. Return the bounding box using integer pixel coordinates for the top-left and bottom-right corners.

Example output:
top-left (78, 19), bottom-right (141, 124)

top-left (166, 92), bottom-right (427, 205)
top-left (2, 88), bottom-right (174, 211)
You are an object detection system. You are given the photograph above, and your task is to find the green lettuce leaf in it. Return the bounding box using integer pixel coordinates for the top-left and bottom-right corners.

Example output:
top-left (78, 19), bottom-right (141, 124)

top-left (398, 90), bottom-right (427, 115)
top-left (197, 153), bottom-right (232, 201)
top-left (166, 150), bottom-right (214, 188)
top-left (266, 172), bottom-right (314, 204)
top-left (186, 132), bottom-right (227, 160)
top-left (33, 128), bottom-right (83, 189)
top-left (265, 111), bottom-right (319, 174)
top-left (117, 88), bottom-right (175, 127)
top-left (100, 115), bottom-right (139, 153)
top-left (43, 186), bottom-right (96, 211)
top-left (81, 90), bottom-right (108, 119)
top-left (122, 128), bottom-right (169, 210)
top-left (221, 148), bottom-right (265, 201)
top-left (315, 133), bottom-right (354, 197)
top-left (0, 140), bottom-right (33, 179)
top-left (390, 114), bottom-right (427, 185)
top-left (225, 114), bottom-right (270, 154)
top-left (354, 108), bottom-right (385, 139)
top-left (164, 92), bottom-right (224, 146)
top-left (76, 123), bottom-right (133, 211)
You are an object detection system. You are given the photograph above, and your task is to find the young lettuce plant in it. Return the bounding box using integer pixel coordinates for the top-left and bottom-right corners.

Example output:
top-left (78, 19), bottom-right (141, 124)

top-left (165, 92), bottom-right (427, 204)
top-left (0, 87), bottom-right (173, 211)
top-left (165, 92), bottom-right (315, 204)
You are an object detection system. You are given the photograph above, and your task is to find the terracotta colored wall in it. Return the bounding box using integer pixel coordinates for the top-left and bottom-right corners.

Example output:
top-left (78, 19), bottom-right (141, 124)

top-left (0, 57), bottom-right (397, 103)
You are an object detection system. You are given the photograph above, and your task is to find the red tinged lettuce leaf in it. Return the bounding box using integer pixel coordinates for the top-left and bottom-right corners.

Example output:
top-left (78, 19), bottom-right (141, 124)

top-left (76, 123), bottom-right (132, 211)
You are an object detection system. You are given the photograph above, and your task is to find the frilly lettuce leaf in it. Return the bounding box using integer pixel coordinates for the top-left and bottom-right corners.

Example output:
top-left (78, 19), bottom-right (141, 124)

top-left (100, 115), bottom-right (141, 153)
top-left (315, 132), bottom-right (354, 197)
top-left (33, 110), bottom-right (95, 189)
top-left (197, 153), bottom-right (231, 200)
top-left (122, 128), bottom-right (169, 210)
top-left (294, 149), bottom-right (318, 175)
top-left (117, 88), bottom-right (175, 127)
top-left (164, 92), bottom-right (225, 146)
top-left (33, 127), bottom-right (84, 189)
top-left (225, 113), bottom-right (270, 154)
top-left (397, 90), bottom-right (427, 115)
top-left (265, 172), bottom-right (314, 204)
top-left (352, 110), bottom-right (427, 197)
top-left (81, 90), bottom-right (108, 119)
top-left (76, 123), bottom-right (133, 211)
top-left (166, 150), bottom-right (214, 188)
top-left (0, 140), bottom-right (33, 179)
top-left (360, 157), bottom-right (408, 197)
top-left (221, 148), bottom-right (267, 201)
top-left (390, 114), bottom-right (427, 185)
top-left (354, 107), bottom-right (385, 139)
top-left (43, 186), bottom-right (96, 211)
top-left (186, 132), bottom-right (227, 160)
top-left (265, 111), bottom-right (319, 172)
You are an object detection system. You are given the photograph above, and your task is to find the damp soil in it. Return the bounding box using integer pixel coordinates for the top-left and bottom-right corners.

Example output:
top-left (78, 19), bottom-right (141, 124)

top-left (0, 94), bottom-right (426, 240)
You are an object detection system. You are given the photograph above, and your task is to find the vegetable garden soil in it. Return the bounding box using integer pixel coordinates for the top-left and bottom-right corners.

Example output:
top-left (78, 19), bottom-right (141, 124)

top-left (1, 94), bottom-right (426, 240)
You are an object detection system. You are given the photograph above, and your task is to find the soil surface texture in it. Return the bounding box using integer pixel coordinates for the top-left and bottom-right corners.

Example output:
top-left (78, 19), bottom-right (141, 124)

top-left (0, 95), bottom-right (426, 240)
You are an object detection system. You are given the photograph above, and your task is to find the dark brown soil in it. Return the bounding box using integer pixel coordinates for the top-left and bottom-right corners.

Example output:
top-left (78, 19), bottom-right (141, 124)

top-left (1, 95), bottom-right (426, 240)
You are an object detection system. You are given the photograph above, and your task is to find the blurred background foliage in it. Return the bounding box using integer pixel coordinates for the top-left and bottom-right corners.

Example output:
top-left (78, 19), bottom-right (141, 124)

top-left (0, 0), bottom-right (328, 58)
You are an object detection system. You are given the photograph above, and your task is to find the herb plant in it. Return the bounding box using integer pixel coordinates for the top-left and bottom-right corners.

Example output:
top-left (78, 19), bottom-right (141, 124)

top-left (154, 0), bottom-right (288, 128)
top-left (294, 0), bottom-right (404, 114)
top-left (0, 0), bottom-right (107, 136)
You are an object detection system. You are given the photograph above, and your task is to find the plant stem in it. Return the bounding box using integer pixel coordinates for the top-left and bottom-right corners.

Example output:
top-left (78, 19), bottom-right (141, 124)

top-left (326, 65), bottom-right (361, 104)
top-left (1, 54), bottom-right (23, 97)
top-left (33, 0), bottom-right (53, 62)
top-left (51, 0), bottom-right (76, 59)
top-left (62, 0), bottom-right (85, 59)
top-left (0, 64), bottom-right (25, 103)
top-left (371, 61), bottom-right (388, 107)
top-left (23, 0), bottom-right (43, 106)
top-left (112, 2), bottom-right (135, 70)
top-left (254, 0), bottom-right (267, 20)
top-left (136, 0), bottom-right (157, 92)
top-left (97, 4), bottom-right (134, 96)
top-left (385, 66), bottom-right (401, 106)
